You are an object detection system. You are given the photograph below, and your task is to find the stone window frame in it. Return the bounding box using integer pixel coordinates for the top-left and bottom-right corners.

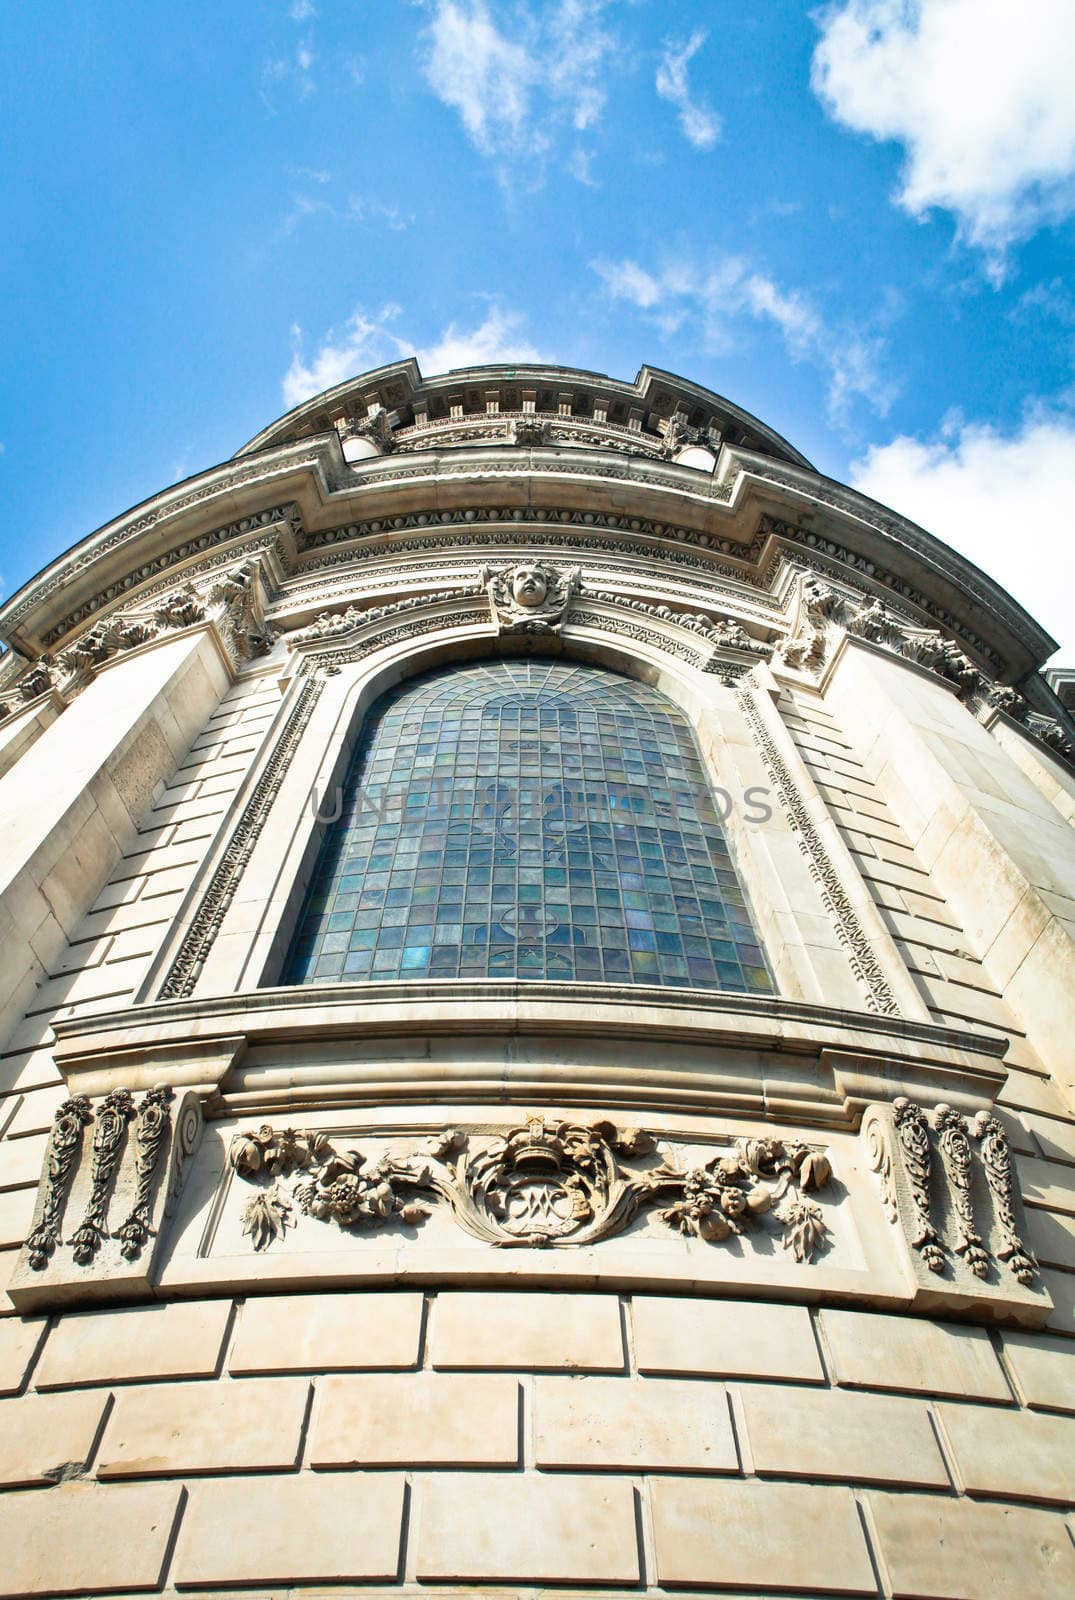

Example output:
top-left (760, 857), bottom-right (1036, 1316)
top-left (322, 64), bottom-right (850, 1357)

top-left (139, 612), bottom-right (922, 1020)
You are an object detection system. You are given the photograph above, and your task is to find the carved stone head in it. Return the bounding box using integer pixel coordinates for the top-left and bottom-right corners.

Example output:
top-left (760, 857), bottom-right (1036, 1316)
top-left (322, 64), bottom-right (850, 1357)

top-left (511, 566), bottom-right (549, 609)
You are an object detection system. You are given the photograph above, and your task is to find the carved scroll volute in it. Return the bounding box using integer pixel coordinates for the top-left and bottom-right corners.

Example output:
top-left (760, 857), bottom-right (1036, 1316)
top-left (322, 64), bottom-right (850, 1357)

top-left (25, 1097), bottom-right (93, 1269)
top-left (973, 1112), bottom-right (1039, 1286)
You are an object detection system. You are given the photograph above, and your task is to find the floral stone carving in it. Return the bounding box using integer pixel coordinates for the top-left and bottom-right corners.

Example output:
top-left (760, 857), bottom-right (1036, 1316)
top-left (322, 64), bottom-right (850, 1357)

top-left (228, 1117), bottom-right (833, 1259)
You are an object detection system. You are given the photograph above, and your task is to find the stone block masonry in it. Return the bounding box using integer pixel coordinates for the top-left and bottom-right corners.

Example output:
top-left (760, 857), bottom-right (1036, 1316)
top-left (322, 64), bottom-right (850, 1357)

top-left (0, 1287), bottom-right (1069, 1597)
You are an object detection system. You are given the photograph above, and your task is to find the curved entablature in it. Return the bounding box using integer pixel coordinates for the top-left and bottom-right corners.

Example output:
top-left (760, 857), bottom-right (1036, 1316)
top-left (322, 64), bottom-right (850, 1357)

top-left (0, 361), bottom-right (1067, 757)
top-left (234, 359), bottom-right (816, 471)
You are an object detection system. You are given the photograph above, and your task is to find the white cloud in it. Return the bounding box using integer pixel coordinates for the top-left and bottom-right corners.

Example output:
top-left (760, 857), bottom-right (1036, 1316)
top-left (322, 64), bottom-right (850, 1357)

top-left (590, 255), bottom-right (895, 420)
top-left (656, 30), bottom-right (720, 150)
top-left (289, 0), bottom-right (316, 18)
top-left (417, 306), bottom-right (541, 373)
top-left (812, 0), bottom-right (1075, 275)
top-left (421, 0), bottom-right (613, 179)
top-left (850, 410), bottom-right (1075, 657)
top-left (282, 304), bottom-right (542, 409)
top-left (346, 194), bottom-right (414, 232)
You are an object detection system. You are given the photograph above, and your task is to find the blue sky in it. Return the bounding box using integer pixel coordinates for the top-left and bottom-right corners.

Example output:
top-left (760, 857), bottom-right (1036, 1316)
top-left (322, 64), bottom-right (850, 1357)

top-left (2, 0), bottom-right (1073, 657)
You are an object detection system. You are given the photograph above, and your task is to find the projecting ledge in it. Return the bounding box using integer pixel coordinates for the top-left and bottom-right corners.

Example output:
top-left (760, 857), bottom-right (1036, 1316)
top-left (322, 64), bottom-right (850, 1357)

top-left (49, 981), bottom-right (1008, 1125)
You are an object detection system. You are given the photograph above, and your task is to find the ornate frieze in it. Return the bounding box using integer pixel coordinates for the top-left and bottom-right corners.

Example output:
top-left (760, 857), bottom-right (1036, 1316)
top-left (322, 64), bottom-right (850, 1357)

top-left (36, 505), bottom-right (300, 649)
top-left (865, 1099), bottom-right (1039, 1290)
top-left (298, 502), bottom-right (768, 566)
top-left (228, 1116), bottom-right (834, 1259)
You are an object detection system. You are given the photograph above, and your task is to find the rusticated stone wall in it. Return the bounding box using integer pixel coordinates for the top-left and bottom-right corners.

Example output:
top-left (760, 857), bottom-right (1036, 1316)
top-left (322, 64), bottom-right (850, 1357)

top-left (0, 1290), bottom-right (1072, 1595)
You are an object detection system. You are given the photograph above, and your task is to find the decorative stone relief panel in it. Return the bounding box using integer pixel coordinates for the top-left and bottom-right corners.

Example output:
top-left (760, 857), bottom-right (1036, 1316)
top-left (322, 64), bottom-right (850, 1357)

top-left (11, 1089), bottom-right (203, 1306)
top-left (226, 1117), bottom-right (833, 1259)
top-left (10, 1092), bottom-right (1052, 1324)
top-left (864, 1098), bottom-right (1046, 1313)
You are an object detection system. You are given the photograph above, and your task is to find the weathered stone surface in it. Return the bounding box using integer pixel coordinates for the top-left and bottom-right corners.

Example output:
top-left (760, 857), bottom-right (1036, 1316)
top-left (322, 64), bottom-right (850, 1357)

top-left (633, 1295), bottom-right (824, 1381)
top-left (937, 1402), bottom-right (1075, 1505)
top-left (429, 1291), bottom-right (624, 1371)
top-left (650, 1477), bottom-right (875, 1592)
top-left (310, 1373), bottom-right (518, 1466)
top-left (0, 1480), bottom-right (182, 1597)
top-left (414, 1472), bottom-right (639, 1583)
top-left (35, 1299), bottom-right (232, 1388)
top-left (230, 1290), bottom-right (423, 1373)
top-left (97, 1375), bottom-right (309, 1477)
top-left (0, 1388), bottom-right (110, 1487)
top-left (534, 1374), bottom-right (738, 1472)
top-left (0, 1313), bottom-right (46, 1393)
top-left (174, 1472), bottom-right (406, 1586)
top-left (820, 1307), bottom-right (1011, 1399)
top-left (867, 1490), bottom-right (1075, 1599)
top-left (740, 1382), bottom-right (949, 1487)
top-left (1001, 1328), bottom-right (1075, 1412)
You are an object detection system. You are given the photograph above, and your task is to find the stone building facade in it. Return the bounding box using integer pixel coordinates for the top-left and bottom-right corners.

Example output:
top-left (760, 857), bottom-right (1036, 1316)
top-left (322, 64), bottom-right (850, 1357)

top-left (0, 360), bottom-right (1072, 1596)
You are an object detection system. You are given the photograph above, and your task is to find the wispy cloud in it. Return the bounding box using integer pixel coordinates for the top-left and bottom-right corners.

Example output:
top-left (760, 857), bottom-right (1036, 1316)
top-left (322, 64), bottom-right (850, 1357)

top-left (421, 0), bottom-right (615, 183)
top-left (590, 255), bottom-right (896, 421)
top-left (261, 42), bottom-right (316, 107)
top-left (655, 30), bottom-right (720, 150)
top-left (850, 407), bottom-right (1075, 655)
top-left (282, 303), bottom-right (542, 409)
top-left (289, 0), bottom-right (316, 18)
top-left (812, 0), bottom-right (1075, 281)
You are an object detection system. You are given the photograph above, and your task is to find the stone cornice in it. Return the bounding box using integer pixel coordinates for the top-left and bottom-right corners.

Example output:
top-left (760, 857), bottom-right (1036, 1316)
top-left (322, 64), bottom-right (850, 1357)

top-left (0, 408), bottom-right (1055, 688)
top-left (49, 981), bottom-right (1008, 1121)
top-left (235, 358), bottom-right (815, 470)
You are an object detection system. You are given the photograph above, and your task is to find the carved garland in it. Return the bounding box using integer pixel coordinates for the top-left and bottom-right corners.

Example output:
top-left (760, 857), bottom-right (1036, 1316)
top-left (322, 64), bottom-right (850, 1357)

top-left (892, 1097), bottom-right (946, 1273)
top-left (973, 1112), bottom-right (1038, 1285)
top-left (228, 1117), bottom-right (833, 1259)
top-left (68, 1090), bottom-right (136, 1264)
top-left (24, 1097), bottom-right (93, 1270)
top-left (934, 1103), bottom-right (989, 1277)
top-left (735, 686), bottom-right (901, 1016)
top-left (114, 1087), bottom-right (175, 1261)
top-left (158, 674), bottom-right (326, 999)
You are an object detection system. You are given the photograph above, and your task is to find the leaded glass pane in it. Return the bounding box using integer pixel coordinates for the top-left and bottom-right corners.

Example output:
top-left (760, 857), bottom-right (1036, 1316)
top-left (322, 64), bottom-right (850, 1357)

top-left (284, 661), bottom-right (775, 993)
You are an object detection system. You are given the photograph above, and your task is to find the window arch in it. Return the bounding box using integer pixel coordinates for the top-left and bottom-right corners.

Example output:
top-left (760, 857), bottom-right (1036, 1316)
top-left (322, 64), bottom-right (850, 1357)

top-left (284, 659), bottom-right (774, 993)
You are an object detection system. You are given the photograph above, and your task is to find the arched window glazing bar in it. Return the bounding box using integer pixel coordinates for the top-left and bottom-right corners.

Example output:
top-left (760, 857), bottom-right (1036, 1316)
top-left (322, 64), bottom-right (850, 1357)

top-left (283, 660), bottom-right (775, 992)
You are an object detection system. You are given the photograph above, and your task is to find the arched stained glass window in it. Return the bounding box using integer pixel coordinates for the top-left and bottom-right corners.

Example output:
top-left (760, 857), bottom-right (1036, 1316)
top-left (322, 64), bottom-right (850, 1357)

top-left (283, 660), bottom-right (774, 993)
